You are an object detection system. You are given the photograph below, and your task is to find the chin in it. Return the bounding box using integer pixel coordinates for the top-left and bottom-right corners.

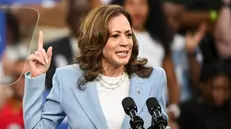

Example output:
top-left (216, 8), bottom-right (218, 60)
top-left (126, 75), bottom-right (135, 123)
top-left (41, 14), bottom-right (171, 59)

top-left (112, 54), bottom-right (131, 66)
top-left (114, 59), bottom-right (130, 67)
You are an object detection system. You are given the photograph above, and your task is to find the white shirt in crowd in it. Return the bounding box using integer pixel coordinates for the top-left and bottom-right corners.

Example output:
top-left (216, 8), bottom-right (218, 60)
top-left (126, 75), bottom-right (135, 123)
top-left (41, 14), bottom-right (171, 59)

top-left (54, 37), bottom-right (79, 67)
top-left (134, 31), bottom-right (165, 67)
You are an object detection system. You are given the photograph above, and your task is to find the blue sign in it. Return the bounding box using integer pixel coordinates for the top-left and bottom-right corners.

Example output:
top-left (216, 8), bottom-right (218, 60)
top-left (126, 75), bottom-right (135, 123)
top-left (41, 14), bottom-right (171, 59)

top-left (0, 0), bottom-right (60, 4)
top-left (0, 11), bottom-right (6, 59)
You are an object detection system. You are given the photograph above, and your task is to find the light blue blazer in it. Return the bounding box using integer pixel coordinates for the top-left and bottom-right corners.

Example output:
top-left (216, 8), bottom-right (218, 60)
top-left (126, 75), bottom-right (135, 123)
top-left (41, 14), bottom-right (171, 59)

top-left (23, 64), bottom-right (168, 129)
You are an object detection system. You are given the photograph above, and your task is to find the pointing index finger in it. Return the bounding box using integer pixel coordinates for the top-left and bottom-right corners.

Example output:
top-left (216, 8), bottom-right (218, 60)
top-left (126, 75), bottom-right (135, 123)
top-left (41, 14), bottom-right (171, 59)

top-left (38, 31), bottom-right (44, 50)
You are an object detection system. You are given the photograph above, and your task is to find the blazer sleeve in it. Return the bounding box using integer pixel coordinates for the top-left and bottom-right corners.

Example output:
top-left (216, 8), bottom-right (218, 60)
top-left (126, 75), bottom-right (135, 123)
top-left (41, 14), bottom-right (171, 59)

top-left (23, 69), bottom-right (66, 129)
top-left (157, 68), bottom-right (169, 120)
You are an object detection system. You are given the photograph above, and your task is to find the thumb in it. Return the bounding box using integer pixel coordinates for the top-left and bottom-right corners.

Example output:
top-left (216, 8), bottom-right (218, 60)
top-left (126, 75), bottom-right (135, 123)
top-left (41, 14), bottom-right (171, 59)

top-left (47, 46), bottom-right (53, 61)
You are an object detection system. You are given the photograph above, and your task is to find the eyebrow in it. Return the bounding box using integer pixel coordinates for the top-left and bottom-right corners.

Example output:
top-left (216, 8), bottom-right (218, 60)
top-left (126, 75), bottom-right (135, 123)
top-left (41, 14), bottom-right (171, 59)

top-left (111, 30), bottom-right (132, 33)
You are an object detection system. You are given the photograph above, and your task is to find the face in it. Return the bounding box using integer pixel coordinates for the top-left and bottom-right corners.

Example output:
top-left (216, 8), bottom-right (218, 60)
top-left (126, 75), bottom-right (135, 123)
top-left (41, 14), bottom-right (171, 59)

top-left (163, 2), bottom-right (183, 32)
top-left (102, 14), bottom-right (133, 68)
top-left (124, 0), bottom-right (149, 29)
top-left (211, 75), bottom-right (230, 107)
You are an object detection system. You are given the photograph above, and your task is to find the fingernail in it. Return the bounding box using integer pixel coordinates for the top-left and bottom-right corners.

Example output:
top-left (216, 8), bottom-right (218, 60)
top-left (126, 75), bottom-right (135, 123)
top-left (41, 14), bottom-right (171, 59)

top-left (43, 61), bottom-right (46, 65)
top-left (46, 59), bottom-right (49, 63)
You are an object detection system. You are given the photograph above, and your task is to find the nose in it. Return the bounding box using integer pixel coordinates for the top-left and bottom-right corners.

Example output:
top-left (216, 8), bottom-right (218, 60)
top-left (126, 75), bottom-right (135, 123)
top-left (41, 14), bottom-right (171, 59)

top-left (119, 34), bottom-right (130, 47)
top-left (132, 1), bottom-right (140, 10)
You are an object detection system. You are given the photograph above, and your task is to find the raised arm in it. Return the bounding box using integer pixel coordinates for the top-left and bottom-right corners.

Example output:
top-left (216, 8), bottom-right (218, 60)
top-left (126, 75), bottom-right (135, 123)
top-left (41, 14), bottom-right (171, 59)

top-left (23, 70), bottom-right (66, 129)
top-left (186, 23), bottom-right (207, 88)
top-left (180, 9), bottom-right (211, 28)
top-left (214, 0), bottom-right (231, 58)
top-left (23, 31), bottom-right (66, 129)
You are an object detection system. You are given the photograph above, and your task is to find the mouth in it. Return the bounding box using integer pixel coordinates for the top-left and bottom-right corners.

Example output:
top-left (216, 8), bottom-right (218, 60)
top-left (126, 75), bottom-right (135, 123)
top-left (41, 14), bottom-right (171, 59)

top-left (115, 51), bottom-right (129, 58)
top-left (133, 14), bottom-right (143, 21)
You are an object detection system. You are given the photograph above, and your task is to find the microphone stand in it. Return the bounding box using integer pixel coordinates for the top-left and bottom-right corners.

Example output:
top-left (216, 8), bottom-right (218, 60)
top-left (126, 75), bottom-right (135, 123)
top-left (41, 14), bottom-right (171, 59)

top-left (148, 116), bottom-right (167, 129)
top-left (129, 116), bottom-right (145, 129)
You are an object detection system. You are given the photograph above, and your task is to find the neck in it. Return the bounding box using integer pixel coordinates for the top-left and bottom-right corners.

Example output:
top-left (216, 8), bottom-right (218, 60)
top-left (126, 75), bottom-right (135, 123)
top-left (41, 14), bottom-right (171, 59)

top-left (101, 63), bottom-right (124, 77)
top-left (103, 66), bottom-right (124, 77)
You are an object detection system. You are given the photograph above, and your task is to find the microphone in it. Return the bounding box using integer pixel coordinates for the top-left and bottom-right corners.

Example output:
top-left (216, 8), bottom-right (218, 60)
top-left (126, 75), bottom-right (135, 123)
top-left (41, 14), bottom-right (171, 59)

top-left (146, 97), bottom-right (167, 129)
top-left (122, 97), bottom-right (144, 129)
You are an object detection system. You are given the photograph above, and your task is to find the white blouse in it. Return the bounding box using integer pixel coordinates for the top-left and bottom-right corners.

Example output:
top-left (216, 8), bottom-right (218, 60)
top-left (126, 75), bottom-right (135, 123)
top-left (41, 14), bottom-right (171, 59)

top-left (96, 73), bottom-right (130, 129)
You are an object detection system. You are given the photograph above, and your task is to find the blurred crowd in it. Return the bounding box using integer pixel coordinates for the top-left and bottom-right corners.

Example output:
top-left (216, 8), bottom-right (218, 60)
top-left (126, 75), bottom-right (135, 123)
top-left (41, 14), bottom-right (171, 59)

top-left (0, 0), bottom-right (231, 129)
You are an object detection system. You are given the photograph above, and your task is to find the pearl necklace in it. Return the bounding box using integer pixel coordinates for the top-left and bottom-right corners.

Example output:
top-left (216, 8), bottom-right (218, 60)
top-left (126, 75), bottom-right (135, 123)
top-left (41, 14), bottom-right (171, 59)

top-left (97, 73), bottom-right (127, 90)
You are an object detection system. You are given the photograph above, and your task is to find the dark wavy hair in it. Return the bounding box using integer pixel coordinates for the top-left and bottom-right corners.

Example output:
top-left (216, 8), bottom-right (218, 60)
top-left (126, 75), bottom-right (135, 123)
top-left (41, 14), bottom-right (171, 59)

top-left (66, 0), bottom-right (89, 37)
top-left (111, 0), bottom-right (174, 56)
top-left (6, 11), bottom-right (20, 44)
top-left (76, 5), bottom-right (152, 90)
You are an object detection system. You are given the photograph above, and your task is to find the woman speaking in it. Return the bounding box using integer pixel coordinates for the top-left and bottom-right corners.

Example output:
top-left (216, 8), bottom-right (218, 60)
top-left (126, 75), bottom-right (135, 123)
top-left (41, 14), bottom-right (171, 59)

top-left (23, 5), bottom-right (168, 129)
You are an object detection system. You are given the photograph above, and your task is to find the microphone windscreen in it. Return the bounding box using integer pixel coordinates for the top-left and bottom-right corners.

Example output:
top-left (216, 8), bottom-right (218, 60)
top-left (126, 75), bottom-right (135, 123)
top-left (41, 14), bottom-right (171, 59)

top-left (146, 97), bottom-right (161, 113)
top-left (122, 97), bottom-right (137, 115)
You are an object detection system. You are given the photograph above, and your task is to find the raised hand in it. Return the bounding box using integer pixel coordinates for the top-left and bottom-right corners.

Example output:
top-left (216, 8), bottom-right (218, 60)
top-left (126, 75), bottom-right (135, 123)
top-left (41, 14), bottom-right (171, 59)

top-left (186, 23), bottom-right (207, 54)
top-left (27, 31), bottom-right (52, 78)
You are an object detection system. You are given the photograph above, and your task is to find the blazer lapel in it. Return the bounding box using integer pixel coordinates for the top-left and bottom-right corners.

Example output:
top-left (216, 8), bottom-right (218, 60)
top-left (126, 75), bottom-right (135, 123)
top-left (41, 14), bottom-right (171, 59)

top-left (71, 82), bottom-right (108, 129)
top-left (121, 75), bottom-right (152, 129)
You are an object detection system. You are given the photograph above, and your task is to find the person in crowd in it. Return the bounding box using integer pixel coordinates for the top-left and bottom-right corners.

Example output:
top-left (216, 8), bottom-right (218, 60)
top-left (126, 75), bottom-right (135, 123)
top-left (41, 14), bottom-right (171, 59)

top-left (173, 0), bottom-right (231, 97)
top-left (0, 59), bottom-right (27, 129)
top-left (0, 12), bottom-right (27, 110)
top-left (1, 11), bottom-right (28, 85)
top-left (163, 1), bottom-right (208, 100)
top-left (178, 61), bottom-right (231, 129)
top-left (23, 5), bottom-right (169, 129)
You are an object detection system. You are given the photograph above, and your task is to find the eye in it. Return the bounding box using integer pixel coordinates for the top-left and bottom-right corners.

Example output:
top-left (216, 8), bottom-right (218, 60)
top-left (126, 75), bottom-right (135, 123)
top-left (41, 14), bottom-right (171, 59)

top-left (126, 33), bottom-right (133, 38)
top-left (111, 34), bottom-right (119, 38)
